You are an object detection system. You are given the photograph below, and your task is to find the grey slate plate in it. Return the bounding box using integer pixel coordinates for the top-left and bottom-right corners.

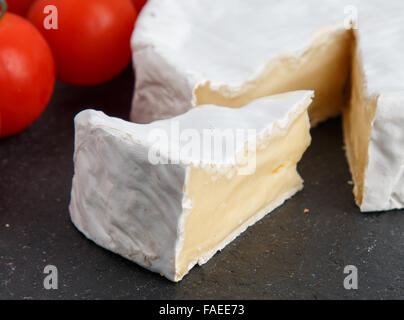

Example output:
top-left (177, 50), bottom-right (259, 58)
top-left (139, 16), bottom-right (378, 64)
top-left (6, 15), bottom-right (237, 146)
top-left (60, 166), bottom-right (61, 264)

top-left (1, 67), bottom-right (403, 300)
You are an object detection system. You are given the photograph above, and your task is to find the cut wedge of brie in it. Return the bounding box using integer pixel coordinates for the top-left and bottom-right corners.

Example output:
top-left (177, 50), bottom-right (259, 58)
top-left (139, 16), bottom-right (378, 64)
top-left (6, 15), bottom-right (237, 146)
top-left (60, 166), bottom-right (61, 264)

top-left (130, 0), bottom-right (404, 211)
top-left (70, 91), bottom-right (313, 281)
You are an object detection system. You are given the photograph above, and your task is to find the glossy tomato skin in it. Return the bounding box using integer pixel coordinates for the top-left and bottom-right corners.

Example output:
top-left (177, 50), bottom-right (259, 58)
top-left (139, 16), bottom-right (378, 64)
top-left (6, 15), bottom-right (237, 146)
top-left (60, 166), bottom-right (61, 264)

top-left (0, 13), bottom-right (55, 137)
top-left (5, 0), bottom-right (33, 16)
top-left (131, 0), bottom-right (147, 12)
top-left (28, 0), bottom-right (137, 86)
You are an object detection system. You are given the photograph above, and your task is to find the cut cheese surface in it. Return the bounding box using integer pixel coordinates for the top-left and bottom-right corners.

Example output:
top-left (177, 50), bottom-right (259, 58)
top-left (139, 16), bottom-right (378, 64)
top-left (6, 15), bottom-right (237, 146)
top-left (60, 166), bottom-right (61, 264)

top-left (70, 91), bottom-right (313, 281)
top-left (178, 111), bottom-right (309, 279)
top-left (131, 0), bottom-right (404, 211)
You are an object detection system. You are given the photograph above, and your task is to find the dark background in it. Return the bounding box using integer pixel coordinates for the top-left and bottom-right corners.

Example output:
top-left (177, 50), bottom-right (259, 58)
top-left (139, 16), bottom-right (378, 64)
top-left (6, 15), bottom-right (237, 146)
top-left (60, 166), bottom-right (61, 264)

top-left (1, 66), bottom-right (403, 300)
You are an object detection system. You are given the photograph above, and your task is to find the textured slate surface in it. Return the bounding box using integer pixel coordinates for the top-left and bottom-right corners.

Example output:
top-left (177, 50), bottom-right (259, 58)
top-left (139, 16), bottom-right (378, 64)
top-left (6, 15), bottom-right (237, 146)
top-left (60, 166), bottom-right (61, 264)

top-left (0, 67), bottom-right (403, 300)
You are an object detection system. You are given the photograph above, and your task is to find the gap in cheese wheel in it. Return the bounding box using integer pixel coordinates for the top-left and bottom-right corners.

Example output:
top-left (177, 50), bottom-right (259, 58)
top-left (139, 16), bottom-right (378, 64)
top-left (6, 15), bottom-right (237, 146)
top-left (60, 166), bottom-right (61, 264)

top-left (342, 32), bottom-right (377, 208)
top-left (191, 26), bottom-right (376, 210)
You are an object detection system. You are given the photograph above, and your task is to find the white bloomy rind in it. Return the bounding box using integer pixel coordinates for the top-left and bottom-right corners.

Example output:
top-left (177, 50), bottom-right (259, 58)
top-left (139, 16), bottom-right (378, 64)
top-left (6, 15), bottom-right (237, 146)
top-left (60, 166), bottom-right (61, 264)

top-left (69, 91), bottom-right (313, 281)
top-left (362, 92), bottom-right (404, 211)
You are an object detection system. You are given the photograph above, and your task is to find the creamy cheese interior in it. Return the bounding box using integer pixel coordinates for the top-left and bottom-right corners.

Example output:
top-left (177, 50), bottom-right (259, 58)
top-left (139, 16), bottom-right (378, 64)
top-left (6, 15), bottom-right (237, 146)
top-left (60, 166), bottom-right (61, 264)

top-left (195, 27), bottom-right (353, 127)
top-left (342, 35), bottom-right (377, 207)
top-left (175, 112), bottom-right (311, 280)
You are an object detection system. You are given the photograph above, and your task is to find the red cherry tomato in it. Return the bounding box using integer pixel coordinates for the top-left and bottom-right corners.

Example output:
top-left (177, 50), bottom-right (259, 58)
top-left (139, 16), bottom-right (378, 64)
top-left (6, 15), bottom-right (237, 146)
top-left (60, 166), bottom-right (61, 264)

top-left (27, 0), bottom-right (137, 86)
top-left (0, 10), bottom-right (55, 137)
top-left (5, 0), bottom-right (32, 16)
top-left (131, 0), bottom-right (147, 12)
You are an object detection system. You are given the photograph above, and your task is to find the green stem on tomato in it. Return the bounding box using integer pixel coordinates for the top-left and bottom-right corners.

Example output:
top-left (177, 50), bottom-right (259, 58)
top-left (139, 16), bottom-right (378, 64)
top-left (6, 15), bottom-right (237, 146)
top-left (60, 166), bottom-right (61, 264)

top-left (0, 0), bottom-right (7, 20)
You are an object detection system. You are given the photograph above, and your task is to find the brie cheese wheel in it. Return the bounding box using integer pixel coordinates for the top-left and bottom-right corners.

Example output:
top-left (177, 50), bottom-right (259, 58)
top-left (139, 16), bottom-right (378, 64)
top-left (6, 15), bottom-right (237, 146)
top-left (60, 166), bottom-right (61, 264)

top-left (130, 0), bottom-right (404, 211)
top-left (70, 91), bottom-right (313, 281)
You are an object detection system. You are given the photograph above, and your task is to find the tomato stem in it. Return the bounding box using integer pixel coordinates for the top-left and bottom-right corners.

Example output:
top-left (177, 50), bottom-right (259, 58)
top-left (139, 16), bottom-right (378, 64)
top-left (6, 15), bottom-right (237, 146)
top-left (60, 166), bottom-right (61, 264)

top-left (0, 0), bottom-right (7, 20)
